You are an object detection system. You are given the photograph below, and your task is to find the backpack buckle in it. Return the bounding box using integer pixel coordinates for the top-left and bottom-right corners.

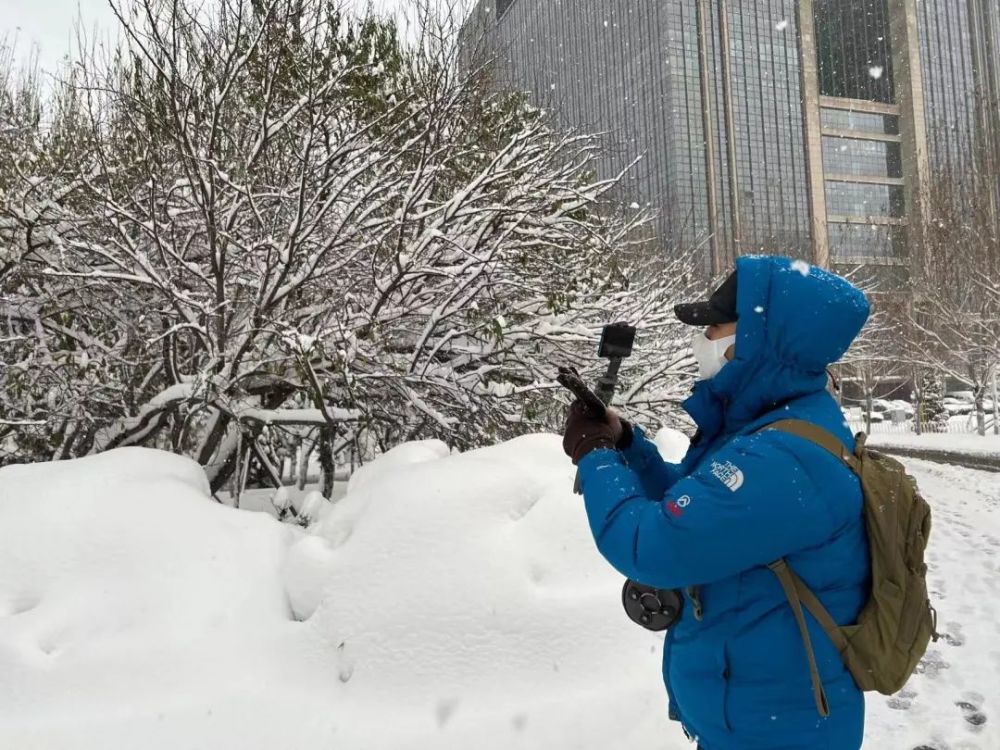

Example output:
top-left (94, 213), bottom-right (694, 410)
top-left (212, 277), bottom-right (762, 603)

top-left (686, 586), bottom-right (704, 621)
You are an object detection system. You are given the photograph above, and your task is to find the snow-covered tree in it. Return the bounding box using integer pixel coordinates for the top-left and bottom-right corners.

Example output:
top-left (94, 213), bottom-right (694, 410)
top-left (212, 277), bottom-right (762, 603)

top-left (0, 46), bottom-right (127, 463)
top-left (2, 1), bottom-right (699, 492)
top-left (908, 125), bottom-right (1000, 437)
top-left (830, 266), bottom-right (901, 433)
top-left (915, 370), bottom-right (949, 433)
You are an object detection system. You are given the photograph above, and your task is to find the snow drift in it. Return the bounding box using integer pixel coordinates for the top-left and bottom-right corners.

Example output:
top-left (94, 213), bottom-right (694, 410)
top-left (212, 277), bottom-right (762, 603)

top-left (281, 434), bottom-right (678, 749)
top-left (0, 448), bottom-right (299, 749)
top-left (0, 438), bottom-right (674, 749)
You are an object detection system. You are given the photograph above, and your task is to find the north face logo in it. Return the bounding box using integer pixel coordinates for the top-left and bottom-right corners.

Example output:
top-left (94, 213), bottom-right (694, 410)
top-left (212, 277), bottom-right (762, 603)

top-left (710, 460), bottom-right (744, 491)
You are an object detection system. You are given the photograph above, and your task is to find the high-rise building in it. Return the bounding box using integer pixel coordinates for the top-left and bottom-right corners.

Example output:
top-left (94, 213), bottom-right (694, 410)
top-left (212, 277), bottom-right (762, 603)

top-left (462, 0), bottom-right (1000, 281)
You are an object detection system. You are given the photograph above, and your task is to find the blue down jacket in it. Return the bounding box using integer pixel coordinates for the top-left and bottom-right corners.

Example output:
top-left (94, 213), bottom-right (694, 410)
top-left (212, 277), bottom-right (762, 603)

top-left (577, 256), bottom-right (872, 750)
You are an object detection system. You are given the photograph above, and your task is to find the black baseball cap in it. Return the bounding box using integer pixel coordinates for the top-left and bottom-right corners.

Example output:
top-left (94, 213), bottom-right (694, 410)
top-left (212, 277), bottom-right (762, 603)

top-left (674, 271), bottom-right (738, 326)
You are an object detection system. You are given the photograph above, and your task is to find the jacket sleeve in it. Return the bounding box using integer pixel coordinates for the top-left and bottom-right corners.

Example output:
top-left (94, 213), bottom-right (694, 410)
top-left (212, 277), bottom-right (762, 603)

top-left (618, 425), bottom-right (685, 498)
top-left (576, 433), bottom-right (845, 589)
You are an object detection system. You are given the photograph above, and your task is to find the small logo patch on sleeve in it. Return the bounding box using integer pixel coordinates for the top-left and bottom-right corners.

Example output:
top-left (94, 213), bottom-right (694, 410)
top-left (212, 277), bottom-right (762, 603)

top-left (665, 494), bottom-right (692, 517)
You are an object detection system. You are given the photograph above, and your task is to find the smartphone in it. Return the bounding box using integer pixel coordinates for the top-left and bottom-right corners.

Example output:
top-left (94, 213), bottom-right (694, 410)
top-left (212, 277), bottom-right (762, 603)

top-left (556, 366), bottom-right (607, 414)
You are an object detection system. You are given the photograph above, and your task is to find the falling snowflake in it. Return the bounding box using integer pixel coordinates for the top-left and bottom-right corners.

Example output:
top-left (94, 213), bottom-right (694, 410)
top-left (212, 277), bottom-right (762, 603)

top-left (869, 66), bottom-right (884, 80)
top-left (629, 202), bottom-right (641, 210)
top-left (791, 259), bottom-right (811, 276)
top-left (775, 19), bottom-right (789, 31)
top-left (754, 305), bottom-right (765, 313)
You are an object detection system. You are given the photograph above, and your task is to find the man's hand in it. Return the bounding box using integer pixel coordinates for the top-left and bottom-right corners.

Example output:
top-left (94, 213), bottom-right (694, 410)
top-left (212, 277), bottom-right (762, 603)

top-left (607, 409), bottom-right (637, 449)
top-left (606, 409), bottom-right (624, 444)
top-left (562, 401), bottom-right (617, 465)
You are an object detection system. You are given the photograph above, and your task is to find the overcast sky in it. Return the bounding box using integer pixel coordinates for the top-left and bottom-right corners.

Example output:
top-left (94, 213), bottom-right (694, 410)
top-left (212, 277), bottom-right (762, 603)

top-left (2, 0), bottom-right (422, 76)
top-left (2, 0), bottom-right (119, 74)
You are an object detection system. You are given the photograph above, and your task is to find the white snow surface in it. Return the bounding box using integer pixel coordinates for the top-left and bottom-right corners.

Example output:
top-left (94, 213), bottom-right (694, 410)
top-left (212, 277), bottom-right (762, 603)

top-left (652, 426), bottom-right (690, 463)
top-left (1, 440), bottom-right (997, 750)
top-left (791, 258), bottom-right (812, 276)
top-left (866, 431), bottom-right (1000, 458)
top-left (0, 448), bottom-right (298, 749)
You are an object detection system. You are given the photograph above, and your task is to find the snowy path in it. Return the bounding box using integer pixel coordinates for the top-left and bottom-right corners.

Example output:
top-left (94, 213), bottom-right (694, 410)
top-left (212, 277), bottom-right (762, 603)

top-left (864, 459), bottom-right (1000, 750)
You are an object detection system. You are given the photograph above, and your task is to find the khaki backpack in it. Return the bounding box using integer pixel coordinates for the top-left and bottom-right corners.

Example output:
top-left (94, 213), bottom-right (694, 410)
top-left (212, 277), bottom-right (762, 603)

top-left (762, 419), bottom-right (939, 717)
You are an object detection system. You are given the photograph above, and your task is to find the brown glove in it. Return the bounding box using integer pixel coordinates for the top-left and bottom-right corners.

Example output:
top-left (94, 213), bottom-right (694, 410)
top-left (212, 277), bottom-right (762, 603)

top-left (616, 418), bottom-right (635, 450)
top-left (562, 400), bottom-right (617, 465)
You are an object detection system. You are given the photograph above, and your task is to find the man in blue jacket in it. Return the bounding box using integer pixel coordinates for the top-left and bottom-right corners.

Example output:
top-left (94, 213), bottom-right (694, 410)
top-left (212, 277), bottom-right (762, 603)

top-left (563, 256), bottom-right (872, 750)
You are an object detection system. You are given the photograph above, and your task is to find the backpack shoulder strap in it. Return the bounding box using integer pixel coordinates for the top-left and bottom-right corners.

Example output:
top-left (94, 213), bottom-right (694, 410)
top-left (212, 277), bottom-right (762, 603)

top-left (762, 418), bottom-right (861, 474)
top-left (761, 417), bottom-right (861, 716)
top-left (768, 559), bottom-right (833, 717)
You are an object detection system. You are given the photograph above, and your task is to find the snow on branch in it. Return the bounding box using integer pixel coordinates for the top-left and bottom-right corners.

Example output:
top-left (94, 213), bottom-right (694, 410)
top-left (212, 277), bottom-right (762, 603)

top-left (1, 0), bottom-right (700, 477)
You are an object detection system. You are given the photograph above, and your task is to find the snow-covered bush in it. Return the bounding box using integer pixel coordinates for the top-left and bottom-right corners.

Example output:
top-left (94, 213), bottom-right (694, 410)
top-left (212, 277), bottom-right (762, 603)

top-left (0, 2), bottom-right (698, 486)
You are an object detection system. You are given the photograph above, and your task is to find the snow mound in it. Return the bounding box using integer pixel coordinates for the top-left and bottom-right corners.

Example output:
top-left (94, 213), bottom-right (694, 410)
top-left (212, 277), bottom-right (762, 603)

top-left (3, 439), bottom-right (996, 750)
top-left (0, 439), bottom-right (674, 750)
top-left (0, 448), bottom-right (297, 749)
top-left (0, 448), bottom-right (290, 641)
top-left (282, 433), bottom-right (673, 747)
top-left (346, 437), bottom-right (450, 495)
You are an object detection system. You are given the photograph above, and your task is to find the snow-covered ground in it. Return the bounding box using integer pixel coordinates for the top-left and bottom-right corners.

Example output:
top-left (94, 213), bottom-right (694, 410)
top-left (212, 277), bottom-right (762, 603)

top-left (864, 431), bottom-right (1000, 459)
top-left (863, 458), bottom-right (998, 749)
top-left (0, 437), bottom-right (996, 750)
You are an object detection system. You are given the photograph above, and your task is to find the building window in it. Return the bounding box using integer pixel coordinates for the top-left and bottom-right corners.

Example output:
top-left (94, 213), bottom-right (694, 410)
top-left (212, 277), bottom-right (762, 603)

top-left (828, 223), bottom-right (906, 261)
top-left (825, 182), bottom-right (905, 217)
top-left (814, 0), bottom-right (895, 103)
top-left (820, 109), bottom-right (899, 135)
top-left (822, 136), bottom-right (902, 178)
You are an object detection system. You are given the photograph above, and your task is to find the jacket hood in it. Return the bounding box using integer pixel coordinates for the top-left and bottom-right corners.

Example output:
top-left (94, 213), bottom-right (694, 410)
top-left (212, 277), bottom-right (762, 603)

top-left (684, 256), bottom-right (870, 436)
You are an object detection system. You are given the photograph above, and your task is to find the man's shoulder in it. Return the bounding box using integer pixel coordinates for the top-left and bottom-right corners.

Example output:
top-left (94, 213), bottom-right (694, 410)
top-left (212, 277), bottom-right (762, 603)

top-left (720, 398), bottom-right (858, 483)
top-left (745, 392), bottom-right (854, 447)
top-left (688, 393), bottom-right (853, 481)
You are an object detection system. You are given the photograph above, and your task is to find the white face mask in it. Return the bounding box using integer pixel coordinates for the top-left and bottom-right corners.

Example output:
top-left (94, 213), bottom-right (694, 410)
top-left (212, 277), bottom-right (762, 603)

top-left (691, 331), bottom-right (736, 381)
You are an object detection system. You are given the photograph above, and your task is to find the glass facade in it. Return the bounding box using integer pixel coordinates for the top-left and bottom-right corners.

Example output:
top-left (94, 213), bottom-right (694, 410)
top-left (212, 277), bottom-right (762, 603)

top-left (661, 0), bottom-right (708, 250)
top-left (466, 0), bottom-right (811, 272)
top-left (916, 0), bottom-right (978, 173)
top-left (828, 223), bottom-right (905, 261)
top-left (820, 109), bottom-right (898, 135)
top-left (467, 0), bottom-right (1000, 274)
top-left (496, 0), bottom-right (516, 19)
top-left (709, 0), bottom-right (813, 260)
top-left (825, 182), bottom-right (905, 217)
top-left (814, 0), bottom-right (894, 103)
top-left (812, 0), bottom-right (903, 263)
top-left (916, 0), bottom-right (1000, 205)
top-left (472, 0), bottom-right (686, 253)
